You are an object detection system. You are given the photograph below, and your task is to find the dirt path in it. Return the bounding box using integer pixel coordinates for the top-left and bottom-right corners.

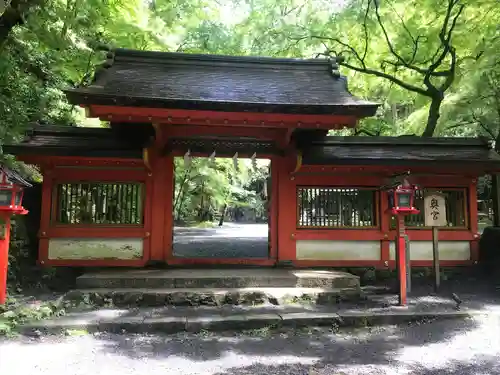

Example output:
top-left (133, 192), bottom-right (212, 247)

top-left (173, 223), bottom-right (269, 258)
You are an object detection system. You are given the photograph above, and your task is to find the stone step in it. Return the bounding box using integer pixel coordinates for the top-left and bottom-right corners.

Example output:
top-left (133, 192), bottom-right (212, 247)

top-left (76, 269), bottom-right (360, 290)
top-left (22, 304), bottom-right (480, 336)
top-left (65, 286), bottom-right (363, 308)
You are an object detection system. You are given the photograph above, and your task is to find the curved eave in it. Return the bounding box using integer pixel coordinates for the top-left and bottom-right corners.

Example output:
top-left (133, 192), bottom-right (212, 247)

top-left (3, 145), bottom-right (143, 159)
top-left (65, 89), bottom-right (380, 118)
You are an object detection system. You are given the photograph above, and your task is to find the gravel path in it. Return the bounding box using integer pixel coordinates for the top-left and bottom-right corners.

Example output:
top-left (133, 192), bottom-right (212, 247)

top-left (173, 223), bottom-right (269, 258)
top-left (2, 315), bottom-right (500, 375)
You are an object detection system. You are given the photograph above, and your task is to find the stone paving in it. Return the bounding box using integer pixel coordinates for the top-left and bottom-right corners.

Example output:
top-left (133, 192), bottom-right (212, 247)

top-left (20, 287), bottom-right (500, 336)
top-left (75, 268), bottom-right (360, 288)
top-left (172, 223), bottom-right (269, 258)
top-left (5, 273), bottom-right (500, 374)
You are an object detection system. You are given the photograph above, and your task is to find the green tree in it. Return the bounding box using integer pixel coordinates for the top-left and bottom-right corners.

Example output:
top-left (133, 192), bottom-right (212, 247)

top-left (285, 0), bottom-right (484, 136)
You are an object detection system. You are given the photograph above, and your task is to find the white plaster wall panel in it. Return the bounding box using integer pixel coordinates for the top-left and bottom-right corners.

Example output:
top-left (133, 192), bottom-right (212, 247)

top-left (389, 240), bottom-right (470, 261)
top-left (48, 238), bottom-right (143, 260)
top-left (296, 240), bottom-right (381, 260)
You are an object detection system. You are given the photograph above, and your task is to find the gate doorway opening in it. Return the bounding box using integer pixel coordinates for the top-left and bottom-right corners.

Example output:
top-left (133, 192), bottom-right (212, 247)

top-left (172, 156), bottom-right (271, 259)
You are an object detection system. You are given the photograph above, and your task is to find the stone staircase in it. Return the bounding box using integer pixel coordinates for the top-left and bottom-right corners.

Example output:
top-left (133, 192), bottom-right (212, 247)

top-left (66, 268), bottom-right (363, 308)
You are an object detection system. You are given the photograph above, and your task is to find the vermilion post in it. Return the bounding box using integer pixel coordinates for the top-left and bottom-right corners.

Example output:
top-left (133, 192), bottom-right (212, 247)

top-left (0, 215), bottom-right (11, 305)
top-left (396, 215), bottom-right (407, 306)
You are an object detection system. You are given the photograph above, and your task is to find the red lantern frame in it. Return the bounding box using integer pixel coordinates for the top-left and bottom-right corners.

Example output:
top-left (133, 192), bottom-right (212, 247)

top-left (0, 183), bottom-right (28, 215)
top-left (385, 178), bottom-right (420, 307)
top-left (388, 186), bottom-right (420, 216)
top-left (0, 166), bottom-right (30, 305)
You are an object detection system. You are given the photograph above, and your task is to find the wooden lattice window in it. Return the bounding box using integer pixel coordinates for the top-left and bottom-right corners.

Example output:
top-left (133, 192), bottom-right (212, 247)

top-left (54, 182), bottom-right (145, 225)
top-left (391, 188), bottom-right (468, 228)
top-left (297, 187), bottom-right (378, 228)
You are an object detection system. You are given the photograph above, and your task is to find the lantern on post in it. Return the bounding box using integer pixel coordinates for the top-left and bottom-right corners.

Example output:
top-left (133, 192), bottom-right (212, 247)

top-left (387, 178), bottom-right (420, 216)
top-left (386, 176), bottom-right (420, 307)
top-left (0, 165), bottom-right (31, 305)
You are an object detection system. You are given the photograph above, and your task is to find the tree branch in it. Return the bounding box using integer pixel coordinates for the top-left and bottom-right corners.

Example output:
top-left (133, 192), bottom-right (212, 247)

top-left (439, 46), bottom-right (457, 91)
top-left (289, 0), bottom-right (467, 137)
top-left (372, 0), bottom-right (408, 67)
top-left (354, 128), bottom-right (377, 136)
top-left (336, 59), bottom-right (429, 96)
top-left (0, 0), bottom-right (42, 49)
top-left (361, 0), bottom-right (371, 61)
top-left (428, 0), bottom-right (464, 73)
top-left (310, 35), bottom-right (367, 69)
top-left (371, 0), bottom-right (446, 77)
top-left (381, 59), bottom-right (452, 77)
top-left (472, 112), bottom-right (497, 141)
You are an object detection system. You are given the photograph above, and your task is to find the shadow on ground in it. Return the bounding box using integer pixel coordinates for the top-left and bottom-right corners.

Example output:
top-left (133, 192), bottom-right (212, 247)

top-left (5, 273), bottom-right (500, 374)
top-left (85, 274), bottom-right (500, 374)
top-left (90, 316), bottom-right (499, 374)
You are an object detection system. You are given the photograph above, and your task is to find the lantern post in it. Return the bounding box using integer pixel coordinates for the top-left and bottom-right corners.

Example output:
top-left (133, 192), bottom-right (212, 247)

top-left (0, 165), bottom-right (31, 305)
top-left (387, 177), bottom-right (420, 306)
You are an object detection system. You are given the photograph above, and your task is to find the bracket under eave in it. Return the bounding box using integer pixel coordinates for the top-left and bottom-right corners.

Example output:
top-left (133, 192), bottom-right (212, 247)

top-left (291, 151), bottom-right (303, 174)
top-left (142, 148), bottom-right (152, 171)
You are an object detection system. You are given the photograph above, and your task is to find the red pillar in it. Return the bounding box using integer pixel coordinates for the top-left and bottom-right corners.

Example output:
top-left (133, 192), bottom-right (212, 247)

top-left (276, 155), bottom-right (297, 262)
top-left (0, 215), bottom-right (11, 305)
top-left (395, 215), bottom-right (407, 306)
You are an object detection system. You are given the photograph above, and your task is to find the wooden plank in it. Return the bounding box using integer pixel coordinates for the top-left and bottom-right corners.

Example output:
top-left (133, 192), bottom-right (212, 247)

top-left (433, 226), bottom-right (440, 292)
top-left (89, 105), bottom-right (359, 128)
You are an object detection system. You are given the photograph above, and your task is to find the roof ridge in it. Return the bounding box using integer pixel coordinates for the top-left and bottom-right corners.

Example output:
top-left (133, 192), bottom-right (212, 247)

top-left (65, 48), bottom-right (379, 118)
top-left (111, 48), bottom-right (340, 69)
top-left (307, 135), bottom-right (491, 147)
top-left (28, 125), bottom-right (114, 136)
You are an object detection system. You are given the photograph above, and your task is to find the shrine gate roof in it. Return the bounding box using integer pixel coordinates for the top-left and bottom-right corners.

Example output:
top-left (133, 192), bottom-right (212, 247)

top-left (64, 48), bottom-right (379, 117)
top-left (6, 126), bottom-right (500, 172)
top-left (3, 125), bottom-right (147, 159)
top-left (300, 136), bottom-right (500, 168)
top-left (3, 125), bottom-right (280, 158)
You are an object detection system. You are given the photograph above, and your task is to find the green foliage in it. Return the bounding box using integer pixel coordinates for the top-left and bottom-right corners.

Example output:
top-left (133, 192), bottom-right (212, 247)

top-left (1, 0), bottom-right (499, 145)
top-left (173, 0), bottom-right (499, 138)
top-left (173, 157), bottom-right (269, 223)
top-left (0, 295), bottom-right (67, 336)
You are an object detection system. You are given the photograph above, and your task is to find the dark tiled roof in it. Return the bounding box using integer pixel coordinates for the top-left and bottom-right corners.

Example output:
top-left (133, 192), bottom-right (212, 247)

top-left (301, 136), bottom-right (500, 168)
top-left (3, 125), bottom-right (146, 158)
top-left (65, 48), bottom-right (379, 116)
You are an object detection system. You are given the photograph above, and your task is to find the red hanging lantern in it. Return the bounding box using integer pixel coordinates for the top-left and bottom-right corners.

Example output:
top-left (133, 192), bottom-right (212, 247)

top-left (0, 165), bottom-right (31, 305)
top-left (387, 178), bottom-right (420, 216)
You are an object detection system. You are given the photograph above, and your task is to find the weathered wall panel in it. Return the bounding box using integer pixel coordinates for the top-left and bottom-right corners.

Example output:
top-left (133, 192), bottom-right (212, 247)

top-left (389, 240), bottom-right (470, 261)
top-left (48, 238), bottom-right (143, 260)
top-left (296, 240), bottom-right (380, 260)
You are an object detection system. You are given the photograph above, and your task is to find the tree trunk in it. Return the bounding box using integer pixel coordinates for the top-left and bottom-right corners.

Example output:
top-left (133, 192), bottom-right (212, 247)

top-left (218, 204), bottom-right (227, 226)
top-left (0, 0), bottom-right (41, 50)
top-left (176, 191), bottom-right (188, 222)
top-left (173, 167), bottom-right (191, 217)
top-left (421, 95), bottom-right (443, 137)
top-left (198, 182), bottom-right (205, 221)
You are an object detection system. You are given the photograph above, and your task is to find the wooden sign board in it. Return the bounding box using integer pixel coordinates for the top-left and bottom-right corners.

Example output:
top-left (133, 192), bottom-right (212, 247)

top-left (424, 192), bottom-right (447, 227)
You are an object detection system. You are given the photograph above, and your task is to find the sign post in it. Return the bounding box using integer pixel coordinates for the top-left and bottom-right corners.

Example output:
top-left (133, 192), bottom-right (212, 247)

top-left (395, 215), bottom-right (408, 305)
top-left (405, 234), bottom-right (411, 293)
top-left (424, 192), bottom-right (447, 293)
